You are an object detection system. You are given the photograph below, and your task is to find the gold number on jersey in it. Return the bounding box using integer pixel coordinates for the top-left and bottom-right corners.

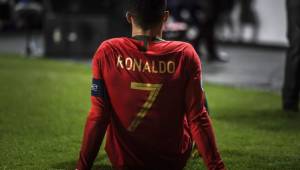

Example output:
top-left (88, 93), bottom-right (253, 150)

top-left (128, 82), bottom-right (162, 132)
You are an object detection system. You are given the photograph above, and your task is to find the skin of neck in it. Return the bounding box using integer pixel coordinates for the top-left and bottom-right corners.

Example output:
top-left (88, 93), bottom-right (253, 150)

top-left (132, 23), bottom-right (163, 38)
top-left (126, 11), bottom-right (169, 39)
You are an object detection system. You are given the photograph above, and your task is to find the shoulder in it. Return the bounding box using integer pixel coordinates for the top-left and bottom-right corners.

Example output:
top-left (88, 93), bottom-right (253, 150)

top-left (176, 41), bottom-right (196, 57)
top-left (155, 40), bottom-right (195, 56)
top-left (164, 40), bottom-right (192, 51)
top-left (166, 41), bottom-right (198, 60)
top-left (169, 40), bottom-right (191, 48)
top-left (162, 40), bottom-right (201, 70)
top-left (101, 37), bottom-right (132, 48)
top-left (170, 41), bottom-right (201, 69)
top-left (98, 37), bottom-right (127, 50)
top-left (93, 37), bottom-right (129, 58)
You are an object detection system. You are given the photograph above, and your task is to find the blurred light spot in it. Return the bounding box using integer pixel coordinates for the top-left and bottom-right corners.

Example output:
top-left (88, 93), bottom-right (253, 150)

top-left (186, 27), bottom-right (199, 40)
top-left (68, 32), bottom-right (78, 42)
top-left (53, 28), bottom-right (61, 43)
top-left (180, 10), bottom-right (190, 20)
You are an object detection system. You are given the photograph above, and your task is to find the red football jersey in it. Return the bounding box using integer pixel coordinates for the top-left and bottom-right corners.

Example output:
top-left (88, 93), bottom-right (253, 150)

top-left (76, 36), bottom-right (225, 170)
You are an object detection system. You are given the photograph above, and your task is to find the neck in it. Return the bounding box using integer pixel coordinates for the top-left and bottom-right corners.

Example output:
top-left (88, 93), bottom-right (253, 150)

top-left (131, 25), bottom-right (163, 38)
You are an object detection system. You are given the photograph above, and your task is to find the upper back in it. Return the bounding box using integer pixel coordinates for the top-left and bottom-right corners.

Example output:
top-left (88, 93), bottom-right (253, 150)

top-left (95, 37), bottom-right (198, 135)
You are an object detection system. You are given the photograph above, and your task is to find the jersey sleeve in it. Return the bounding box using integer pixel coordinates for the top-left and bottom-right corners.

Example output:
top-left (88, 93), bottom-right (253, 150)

top-left (76, 45), bottom-right (111, 170)
top-left (184, 45), bottom-right (226, 170)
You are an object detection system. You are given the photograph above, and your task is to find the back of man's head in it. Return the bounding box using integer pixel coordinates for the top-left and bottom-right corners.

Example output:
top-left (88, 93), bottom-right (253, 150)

top-left (127, 0), bottom-right (167, 30)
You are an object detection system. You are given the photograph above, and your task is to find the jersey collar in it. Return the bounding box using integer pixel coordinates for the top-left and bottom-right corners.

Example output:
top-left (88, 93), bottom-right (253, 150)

top-left (131, 35), bottom-right (164, 52)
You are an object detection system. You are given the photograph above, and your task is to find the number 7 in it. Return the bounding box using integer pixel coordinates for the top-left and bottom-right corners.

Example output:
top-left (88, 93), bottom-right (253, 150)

top-left (128, 82), bottom-right (162, 132)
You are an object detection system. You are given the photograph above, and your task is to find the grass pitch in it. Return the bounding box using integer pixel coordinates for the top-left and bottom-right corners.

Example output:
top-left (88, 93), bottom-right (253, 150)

top-left (0, 54), bottom-right (299, 170)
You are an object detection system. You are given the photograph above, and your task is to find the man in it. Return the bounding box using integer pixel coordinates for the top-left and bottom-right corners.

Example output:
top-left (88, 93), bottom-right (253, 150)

top-left (76, 0), bottom-right (226, 169)
top-left (282, 0), bottom-right (300, 112)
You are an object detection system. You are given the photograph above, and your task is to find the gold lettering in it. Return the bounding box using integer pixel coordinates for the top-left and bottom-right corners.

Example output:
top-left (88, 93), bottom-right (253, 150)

top-left (117, 56), bottom-right (176, 74)
top-left (117, 55), bottom-right (124, 68)
top-left (133, 58), bottom-right (142, 72)
top-left (125, 57), bottom-right (133, 70)
top-left (143, 61), bottom-right (151, 73)
top-left (159, 61), bottom-right (166, 73)
top-left (151, 61), bottom-right (158, 74)
top-left (167, 61), bottom-right (176, 73)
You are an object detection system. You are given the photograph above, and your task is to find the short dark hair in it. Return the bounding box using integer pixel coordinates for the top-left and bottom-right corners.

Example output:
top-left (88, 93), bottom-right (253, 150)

top-left (127, 0), bottom-right (167, 30)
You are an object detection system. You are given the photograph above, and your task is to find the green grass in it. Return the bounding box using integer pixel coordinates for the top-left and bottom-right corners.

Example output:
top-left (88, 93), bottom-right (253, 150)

top-left (0, 54), bottom-right (299, 170)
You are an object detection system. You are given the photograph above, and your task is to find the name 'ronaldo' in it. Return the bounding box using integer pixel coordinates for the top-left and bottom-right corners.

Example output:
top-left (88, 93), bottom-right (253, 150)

top-left (116, 55), bottom-right (176, 74)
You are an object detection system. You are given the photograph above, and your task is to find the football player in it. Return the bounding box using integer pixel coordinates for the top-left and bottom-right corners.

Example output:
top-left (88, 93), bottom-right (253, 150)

top-left (76, 0), bottom-right (226, 169)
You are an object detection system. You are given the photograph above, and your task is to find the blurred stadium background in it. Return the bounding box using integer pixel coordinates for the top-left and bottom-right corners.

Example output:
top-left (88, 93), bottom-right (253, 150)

top-left (0, 0), bottom-right (299, 169)
top-left (0, 0), bottom-right (289, 90)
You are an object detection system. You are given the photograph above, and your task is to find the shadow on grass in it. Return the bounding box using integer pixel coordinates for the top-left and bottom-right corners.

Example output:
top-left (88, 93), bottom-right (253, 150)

top-left (52, 160), bottom-right (113, 170)
top-left (216, 108), bottom-right (300, 132)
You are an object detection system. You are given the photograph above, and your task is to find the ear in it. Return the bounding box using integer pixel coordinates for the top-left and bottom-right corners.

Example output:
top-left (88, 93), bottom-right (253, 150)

top-left (162, 11), bottom-right (169, 22)
top-left (126, 12), bottom-right (132, 24)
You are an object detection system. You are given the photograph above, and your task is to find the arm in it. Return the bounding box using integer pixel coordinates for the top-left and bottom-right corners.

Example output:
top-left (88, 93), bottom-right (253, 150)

top-left (76, 48), bottom-right (111, 170)
top-left (185, 46), bottom-right (225, 170)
